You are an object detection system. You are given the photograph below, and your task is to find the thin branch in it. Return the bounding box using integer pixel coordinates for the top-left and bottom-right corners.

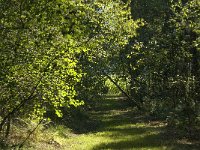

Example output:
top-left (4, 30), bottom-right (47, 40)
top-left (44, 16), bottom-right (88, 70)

top-left (19, 119), bottom-right (43, 149)
top-left (103, 72), bottom-right (141, 110)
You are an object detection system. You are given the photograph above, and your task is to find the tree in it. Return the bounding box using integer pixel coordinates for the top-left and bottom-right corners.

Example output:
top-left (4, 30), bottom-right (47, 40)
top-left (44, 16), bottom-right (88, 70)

top-left (0, 0), bottom-right (139, 136)
top-left (127, 0), bottom-right (200, 128)
top-left (110, 0), bottom-right (199, 130)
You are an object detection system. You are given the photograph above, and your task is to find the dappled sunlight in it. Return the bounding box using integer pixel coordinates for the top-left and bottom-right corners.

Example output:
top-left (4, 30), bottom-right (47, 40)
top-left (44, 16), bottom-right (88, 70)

top-left (60, 97), bottom-right (200, 150)
top-left (9, 96), bottom-right (198, 150)
top-left (1, 0), bottom-right (199, 149)
top-left (90, 122), bottom-right (166, 149)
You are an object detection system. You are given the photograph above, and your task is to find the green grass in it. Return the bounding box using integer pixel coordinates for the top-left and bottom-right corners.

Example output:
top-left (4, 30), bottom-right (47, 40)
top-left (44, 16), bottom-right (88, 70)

top-left (2, 97), bottom-right (200, 150)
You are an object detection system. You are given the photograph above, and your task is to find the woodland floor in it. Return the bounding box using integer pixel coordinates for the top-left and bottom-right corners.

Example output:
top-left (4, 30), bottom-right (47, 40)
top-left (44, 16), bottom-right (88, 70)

top-left (2, 96), bottom-right (200, 150)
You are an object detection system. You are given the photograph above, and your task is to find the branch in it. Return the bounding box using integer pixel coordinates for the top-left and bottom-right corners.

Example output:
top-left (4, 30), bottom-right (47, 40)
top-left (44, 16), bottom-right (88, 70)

top-left (0, 55), bottom-right (58, 132)
top-left (19, 119), bottom-right (43, 149)
top-left (103, 72), bottom-right (141, 110)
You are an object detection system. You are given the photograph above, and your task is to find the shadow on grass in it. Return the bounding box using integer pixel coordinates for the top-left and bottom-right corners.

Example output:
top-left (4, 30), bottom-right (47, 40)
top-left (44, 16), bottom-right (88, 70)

top-left (104, 126), bottom-right (163, 137)
top-left (92, 133), bottom-right (164, 150)
top-left (46, 96), bottom-right (200, 149)
top-left (90, 97), bottom-right (200, 150)
top-left (47, 96), bottom-right (158, 134)
top-left (94, 97), bottom-right (131, 112)
top-left (92, 132), bottom-right (200, 150)
top-left (91, 109), bottom-right (151, 132)
top-left (46, 107), bottom-right (101, 134)
top-left (46, 96), bottom-right (134, 134)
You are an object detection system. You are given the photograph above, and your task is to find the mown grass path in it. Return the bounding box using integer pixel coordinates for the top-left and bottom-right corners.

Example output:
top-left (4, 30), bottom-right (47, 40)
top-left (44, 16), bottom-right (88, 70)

top-left (1, 99), bottom-right (199, 150)
top-left (60, 97), bottom-right (199, 150)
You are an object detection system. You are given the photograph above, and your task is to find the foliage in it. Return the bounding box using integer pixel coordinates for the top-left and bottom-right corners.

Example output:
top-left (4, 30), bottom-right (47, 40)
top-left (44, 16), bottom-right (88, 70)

top-left (0, 0), bottom-right (139, 138)
top-left (125, 0), bottom-right (200, 129)
top-left (2, 97), bottom-right (199, 150)
top-left (104, 0), bottom-right (200, 130)
top-left (1, 0), bottom-right (199, 146)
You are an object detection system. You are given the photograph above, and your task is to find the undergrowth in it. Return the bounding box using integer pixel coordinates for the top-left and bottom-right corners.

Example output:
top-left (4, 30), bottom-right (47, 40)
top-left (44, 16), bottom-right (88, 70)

top-left (1, 97), bottom-right (200, 150)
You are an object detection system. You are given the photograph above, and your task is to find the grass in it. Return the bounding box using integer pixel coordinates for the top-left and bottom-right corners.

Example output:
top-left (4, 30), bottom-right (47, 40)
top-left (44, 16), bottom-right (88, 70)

top-left (1, 97), bottom-right (200, 150)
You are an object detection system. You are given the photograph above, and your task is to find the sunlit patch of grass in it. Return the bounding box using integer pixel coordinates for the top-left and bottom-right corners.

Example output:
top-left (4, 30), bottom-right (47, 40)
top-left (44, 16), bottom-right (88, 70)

top-left (15, 118), bottom-right (199, 150)
top-left (3, 97), bottom-right (200, 149)
top-left (59, 98), bottom-right (199, 150)
top-left (60, 123), bottom-right (166, 150)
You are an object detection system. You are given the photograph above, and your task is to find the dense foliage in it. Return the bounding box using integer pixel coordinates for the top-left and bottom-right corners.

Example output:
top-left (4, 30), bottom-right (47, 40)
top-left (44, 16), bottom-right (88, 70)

top-left (0, 0), bottom-right (139, 136)
top-left (117, 0), bottom-right (200, 130)
top-left (0, 0), bottom-right (199, 144)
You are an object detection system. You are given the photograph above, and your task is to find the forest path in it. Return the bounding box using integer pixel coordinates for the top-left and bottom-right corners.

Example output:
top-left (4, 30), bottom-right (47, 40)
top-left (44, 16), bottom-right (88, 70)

top-left (61, 96), bottom-right (198, 150)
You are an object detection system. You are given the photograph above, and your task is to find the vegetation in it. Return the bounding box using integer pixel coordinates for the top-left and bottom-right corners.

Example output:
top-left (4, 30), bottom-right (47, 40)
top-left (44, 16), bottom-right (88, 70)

top-left (0, 0), bottom-right (199, 149)
top-left (0, 0), bottom-right (138, 132)
top-left (1, 97), bottom-right (199, 149)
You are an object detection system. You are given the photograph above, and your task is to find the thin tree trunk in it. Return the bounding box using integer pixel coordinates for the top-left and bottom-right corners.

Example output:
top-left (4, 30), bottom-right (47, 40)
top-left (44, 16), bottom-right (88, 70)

top-left (104, 73), bottom-right (141, 110)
